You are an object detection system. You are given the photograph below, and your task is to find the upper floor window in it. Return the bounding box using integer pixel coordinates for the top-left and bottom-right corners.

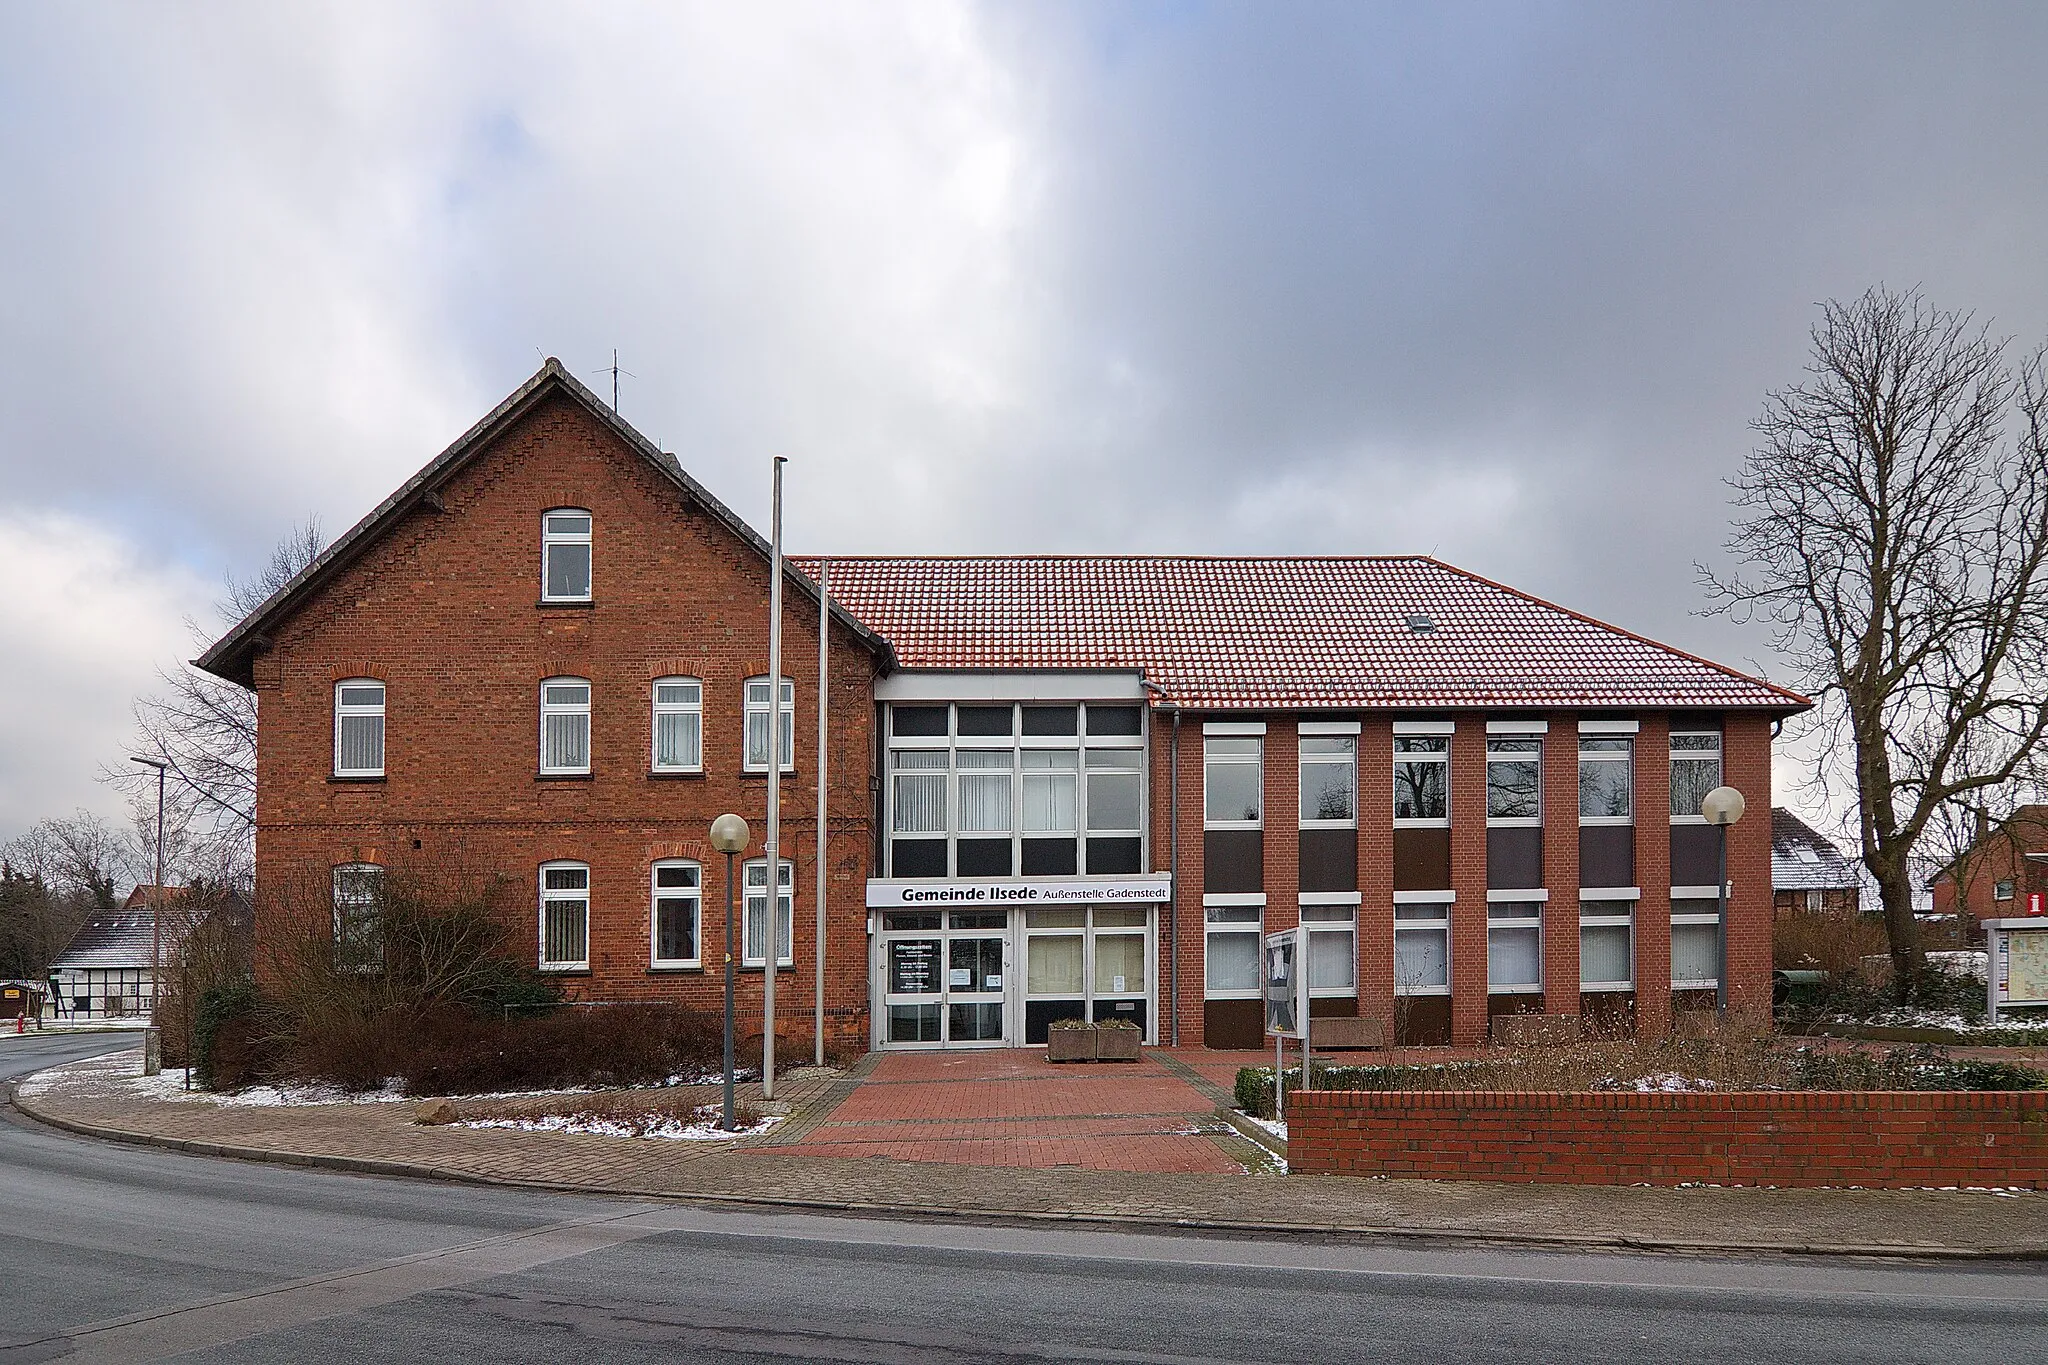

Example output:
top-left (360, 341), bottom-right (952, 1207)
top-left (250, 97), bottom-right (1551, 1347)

top-left (539, 861), bottom-right (590, 971)
top-left (1670, 728), bottom-right (1722, 821)
top-left (1485, 738), bottom-right (1541, 825)
top-left (1579, 736), bottom-right (1633, 823)
top-left (1204, 734), bottom-right (1263, 828)
top-left (651, 678), bottom-right (703, 773)
top-left (540, 678), bottom-right (592, 775)
top-left (1300, 734), bottom-right (1357, 826)
top-left (743, 858), bottom-right (794, 967)
top-left (1393, 734), bottom-right (1449, 825)
top-left (745, 677), bottom-right (795, 773)
top-left (333, 680), bottom-right (386, 777)
top-left (651, 860), bottom-right (701, 967)
top-left (331, 863), bottom-right (384, 970)
top-left (541, 509), bottom-right (592, 602)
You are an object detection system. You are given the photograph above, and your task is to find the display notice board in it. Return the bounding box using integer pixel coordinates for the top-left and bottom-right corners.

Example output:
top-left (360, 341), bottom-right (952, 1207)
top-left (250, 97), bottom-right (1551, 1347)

top-left (1987, 918), bottom-right (2048, 1022)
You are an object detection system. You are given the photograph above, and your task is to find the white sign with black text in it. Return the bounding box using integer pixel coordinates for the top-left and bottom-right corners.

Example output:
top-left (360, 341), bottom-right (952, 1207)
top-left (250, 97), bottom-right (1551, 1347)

top-left (866, 876), bottom-right (1171, 909)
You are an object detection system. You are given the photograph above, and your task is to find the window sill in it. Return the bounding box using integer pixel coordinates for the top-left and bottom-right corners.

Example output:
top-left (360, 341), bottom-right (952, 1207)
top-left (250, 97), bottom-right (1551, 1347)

top-left (738, 770), bottom-right (801, 780)
top-left (539, 966), bottom-right (591, 975)
top-left (1669, 815), bottom-right (1709, 825)
top-left (649, 964), bottom-right (706, 973)
top-left (1486, 818), bottom-right (1541, 829)
top-left (1579, 818), bottom-right (1634, 827)
top-left (1581, 983), bottom-right (1635, 992)
top-left (647, 770), bottom-right (707, 781)
top-left (328, 775), bottom-right (387, 785)
top-left (1393, 820), bottom-right (1450, 830)
top-left (1392, 988), bottom-right (1451, 998)
top-left (738, 964), bottom-right (797, 973)
top-left (1487, 985), bottom-right (1543, 995)
top-left (537, 599), bottom-right (595, 609)
top-left (1297, 821), bottom-right (1358, 832)
top-left (1203, 823), bottom-right (1263, 832)
top-left (537, 772), bottom-right (595, 782)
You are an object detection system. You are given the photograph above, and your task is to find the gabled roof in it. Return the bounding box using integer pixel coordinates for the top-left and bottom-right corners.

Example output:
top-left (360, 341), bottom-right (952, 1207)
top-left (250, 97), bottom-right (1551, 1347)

top-left (1771, 807), bottom-right (1860, 892)
top-left (198, 360), bottom-right (896, 686)
top-left (49, 910), bottom-right (162, 973)
top-left (794, 556), bottom-right (1809, 713)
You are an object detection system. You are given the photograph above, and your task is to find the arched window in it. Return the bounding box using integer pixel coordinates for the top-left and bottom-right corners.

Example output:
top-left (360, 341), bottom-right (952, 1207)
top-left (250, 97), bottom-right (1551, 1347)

top-left (539, 861), bottom-right (590, 970)
top-left (333, 680), bottom-right (386, 777)
top-left (541, 509), bottom-right (592, 602)
top-left (650, 861), bottom-right (702, 967)
top-left (743, 676), bottom-right (795, 773)
top-left (540, 678), bottom-right (592, 775)
top-left (651, 678), bottom-right (703, 773)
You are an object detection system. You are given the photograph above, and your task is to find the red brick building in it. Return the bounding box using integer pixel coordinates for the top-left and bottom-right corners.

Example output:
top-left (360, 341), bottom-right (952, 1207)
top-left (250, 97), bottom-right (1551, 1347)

top-left (1930, 805), bottom-right (2048, 927)
top-left (201, 360), bottom-right (1806, 1051)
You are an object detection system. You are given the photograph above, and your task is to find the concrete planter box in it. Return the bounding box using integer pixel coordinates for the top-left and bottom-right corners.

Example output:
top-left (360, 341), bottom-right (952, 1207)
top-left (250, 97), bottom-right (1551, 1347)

top-left (1046, 1026), bottom-right (1096, 1062)
top-left (1094, 1025), bottom-right (1142, 1062)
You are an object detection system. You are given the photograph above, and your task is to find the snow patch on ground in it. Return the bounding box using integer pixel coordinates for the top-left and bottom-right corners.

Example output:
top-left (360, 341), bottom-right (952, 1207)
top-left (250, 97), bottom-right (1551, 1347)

top-left (118, 1067), bottom-right (411, 1106)
top-left (459, 1108), bottom-right (779, 1142)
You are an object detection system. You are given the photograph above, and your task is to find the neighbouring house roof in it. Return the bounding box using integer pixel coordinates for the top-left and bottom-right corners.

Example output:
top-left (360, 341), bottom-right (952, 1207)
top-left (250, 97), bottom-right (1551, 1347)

top-left (197, 360), bottom-right (897, 687)
top-left (1771, 807), bottom-right (1859, 892)
top-left (48, 910), bottom-right (163, 973)
top-left (795, 556), bottom-right (1809, 713)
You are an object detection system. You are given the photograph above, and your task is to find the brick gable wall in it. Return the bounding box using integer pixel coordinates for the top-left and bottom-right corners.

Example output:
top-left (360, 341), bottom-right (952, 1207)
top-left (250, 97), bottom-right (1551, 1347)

top-left (251, 392), bottom-right (881, 1046)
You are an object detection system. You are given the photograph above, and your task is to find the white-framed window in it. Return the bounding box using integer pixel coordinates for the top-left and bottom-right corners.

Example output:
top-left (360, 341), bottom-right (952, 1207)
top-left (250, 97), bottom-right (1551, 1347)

top-left (540, 677), bottom-right (592, 775)
top-left (958, 749), bottom-right (1015, 835)
top-left (330, 863), bottom-right (384, 970)
top-left (333, 680), bottom-right (386, 777)
top-left (1302, 904), bottom-right (1357, 994)
top-left (541, 508), bottom-right (592, 602)
top-left (1805, 888), bottom-right (1824, 914)
top-left (1669, 727), bottom-right (1721, 822)
top-left (651, 678), bottom-right (703, 773)
top-left (1487, 899), bottom-right (1542, 993)
top-left (650, 861), bottom-right (701, 968)
top-left (1204, 736), bottom-right (1263, 827)
top-left (1300, 736), bottom-right (1357, 826)
top-left (539, 861), bottom-right (590, 971)
top-left (1204, 903), bottom-right (1263, 997)
top-left (743, 858), bottom-right (793, 967)
top-left (1580, 898), bottom-right (1635, 990)
top-left (1394, 736), bottom-right (1449, 825)
top-left (1022, 748), bottom-right (1078, 838)
top-left (1671, 889), bottom-right (1721, 988)
top-left (891, 749), bottom-right (949, 835)
top-left (1995, 879), bottom-right (2016, 902)
top-left (744, 677), bottom-right (795, 773)
top-left (1485, 737), bottom-right (1541, 825)
top-left (1085, 746), bottom-right (1142, 836)
top-left (1578, 737), bottom-right (1633, 823)
top-left (1394, 900), bottom-right (1451, 994)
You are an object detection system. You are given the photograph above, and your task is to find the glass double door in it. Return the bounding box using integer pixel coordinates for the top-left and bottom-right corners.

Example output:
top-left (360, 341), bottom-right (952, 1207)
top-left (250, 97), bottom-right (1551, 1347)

top-left (882, 910), bottom-right (1009, 1046)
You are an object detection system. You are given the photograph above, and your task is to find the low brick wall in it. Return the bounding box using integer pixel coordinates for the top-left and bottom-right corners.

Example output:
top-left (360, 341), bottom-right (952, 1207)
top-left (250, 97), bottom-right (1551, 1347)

top-left (1288, 1089), bottom-right (2048, 1188)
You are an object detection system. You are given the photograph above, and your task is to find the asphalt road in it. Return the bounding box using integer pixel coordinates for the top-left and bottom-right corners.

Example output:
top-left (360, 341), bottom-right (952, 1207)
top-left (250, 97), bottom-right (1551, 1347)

top-left (2, 1031), bottom-right (2045, 1364)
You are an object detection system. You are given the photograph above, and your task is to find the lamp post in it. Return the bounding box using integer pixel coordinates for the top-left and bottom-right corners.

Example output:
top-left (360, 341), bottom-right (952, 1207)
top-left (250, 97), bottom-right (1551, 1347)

top-left (709, 813), bottom-right (751, 1131)
top-left (1701, 785), bottom-right (1747, 1018)
top-left (130, 756), bottom-right (167, 1023)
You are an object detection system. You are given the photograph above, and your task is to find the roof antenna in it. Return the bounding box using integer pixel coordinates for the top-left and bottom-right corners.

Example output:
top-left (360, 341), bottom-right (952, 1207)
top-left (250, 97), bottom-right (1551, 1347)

top-left (591, 349), bottom-right (635, 413)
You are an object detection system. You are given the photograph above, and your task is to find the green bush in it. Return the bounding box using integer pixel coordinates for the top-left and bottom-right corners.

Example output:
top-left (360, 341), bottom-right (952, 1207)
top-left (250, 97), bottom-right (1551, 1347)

top-left (192, 976), bottom-right (262, 1090)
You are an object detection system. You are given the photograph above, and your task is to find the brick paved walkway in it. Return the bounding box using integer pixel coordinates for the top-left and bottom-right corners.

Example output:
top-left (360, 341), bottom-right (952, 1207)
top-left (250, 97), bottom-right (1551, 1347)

top-left (750, 1050), bottom-right (1255, 1172)
top-left (12, 1048), bottom-right (2048, 1256)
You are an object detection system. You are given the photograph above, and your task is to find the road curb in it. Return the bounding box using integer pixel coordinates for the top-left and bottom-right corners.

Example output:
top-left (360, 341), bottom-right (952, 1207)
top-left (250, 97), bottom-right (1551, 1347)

top-left (10, 1070), bottom-right (2047, 1263)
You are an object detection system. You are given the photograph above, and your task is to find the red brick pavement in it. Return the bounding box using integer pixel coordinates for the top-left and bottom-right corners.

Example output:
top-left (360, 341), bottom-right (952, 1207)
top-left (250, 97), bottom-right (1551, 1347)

top-left (752, 1049), bottom-right (1250, 1172)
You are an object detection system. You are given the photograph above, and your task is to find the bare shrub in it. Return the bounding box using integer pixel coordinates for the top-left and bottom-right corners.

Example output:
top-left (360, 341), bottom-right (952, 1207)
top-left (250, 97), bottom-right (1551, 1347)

top-left (1773, 913), bottom-right (1890, 977)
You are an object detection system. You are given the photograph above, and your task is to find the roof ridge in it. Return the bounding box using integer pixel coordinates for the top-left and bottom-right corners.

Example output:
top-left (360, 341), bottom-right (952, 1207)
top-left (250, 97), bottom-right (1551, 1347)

top-left (1417, 557), bottom-right (1811, 708)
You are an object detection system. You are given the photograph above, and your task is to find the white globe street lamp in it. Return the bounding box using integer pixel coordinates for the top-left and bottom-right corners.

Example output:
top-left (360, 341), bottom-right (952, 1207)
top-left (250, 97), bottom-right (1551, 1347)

top-left (1701, 786), bottom-right (1746, 1016)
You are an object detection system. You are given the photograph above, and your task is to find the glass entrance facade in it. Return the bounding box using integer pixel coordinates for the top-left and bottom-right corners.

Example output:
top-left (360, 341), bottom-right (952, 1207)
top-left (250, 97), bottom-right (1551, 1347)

top-left (873, 904), bottom-right (1158, 1049)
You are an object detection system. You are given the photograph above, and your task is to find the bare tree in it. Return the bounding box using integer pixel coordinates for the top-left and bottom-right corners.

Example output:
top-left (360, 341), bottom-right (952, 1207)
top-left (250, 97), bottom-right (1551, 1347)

top-left (1706, 286), bottom-right (2048, 986)
top-left (108, 520), bottom-right (323, 886)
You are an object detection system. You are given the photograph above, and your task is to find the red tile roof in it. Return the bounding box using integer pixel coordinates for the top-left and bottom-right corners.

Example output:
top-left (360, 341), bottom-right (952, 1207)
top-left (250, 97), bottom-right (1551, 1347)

top-left (794, 555), bottom-right (1807, 713)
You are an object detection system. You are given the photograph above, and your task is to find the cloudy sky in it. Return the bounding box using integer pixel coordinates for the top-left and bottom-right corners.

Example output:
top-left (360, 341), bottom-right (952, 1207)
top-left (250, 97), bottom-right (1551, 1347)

top-left (5, 1), bottom-right (2047, 843)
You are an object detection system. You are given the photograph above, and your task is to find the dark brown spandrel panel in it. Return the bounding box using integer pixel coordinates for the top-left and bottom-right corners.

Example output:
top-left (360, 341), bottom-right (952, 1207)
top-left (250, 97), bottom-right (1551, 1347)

top-left (1581, 991), bottom-right (1637, 1038)
top-left (1308, 995), bottom-right (1359, 1018)
top-left (1298, 829), bottom-right (1358, 893)
top-left (1670, 824), bottom-right (1721, 886)
top-left (1578, 825), bottom-right (1636, 888)
top-left (1395, 996), bottom-right (1451, 1046)
top-left (1393, 827), bottom-right (1452, 891)
top-left (1203, 829), bottom-right (1264, 894)
top-left (1486, 827), bottom-right (1544, 890)
top-left (1204, 998), bottom-right (1265, 1050)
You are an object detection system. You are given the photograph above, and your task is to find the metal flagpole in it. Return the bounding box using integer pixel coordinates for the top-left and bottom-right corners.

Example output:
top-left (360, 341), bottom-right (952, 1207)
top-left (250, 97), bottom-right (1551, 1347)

top-left (763, 457), bottom-right (785, 1101)
top-left (814, 557), bottom-right (830, 1068)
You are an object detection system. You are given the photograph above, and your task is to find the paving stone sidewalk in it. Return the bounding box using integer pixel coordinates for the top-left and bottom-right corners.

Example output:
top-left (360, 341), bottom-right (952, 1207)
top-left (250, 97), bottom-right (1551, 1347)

top-left (12, 1049), bottom-right (2047, 1259)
